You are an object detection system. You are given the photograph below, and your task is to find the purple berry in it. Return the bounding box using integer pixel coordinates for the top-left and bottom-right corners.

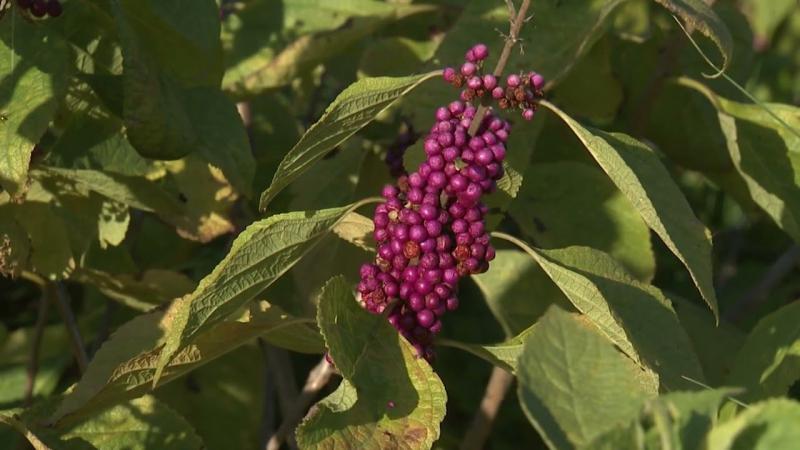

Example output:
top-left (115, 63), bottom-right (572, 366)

top-left (506, 74), bottom-right (521, 87)
top-left (471, 43), bottom-right (489, 61)
top-left (460, 62), bottom-right (477, 77)
top-left (467, 76), bottom-right (482, 90)
top-left (523, 109), bottom-right (535, 121)
top-left (417, 310), bottom-right (436, 328)
top-left (443, 67), bottom-right (456, 82)
top-left (446, 297), bottom-right (460, 311)
top-left (531, 73), bottom-right (545, 90)
top-left (491, 86), bottom-right (505, 99)
top-left (482, 75), bottom-right (497, 91)
top-left (46, 0), bottom-right (62, 17)
top-left (409, 294), bottom-right (425, 311)
top-left (30, 0), bottom-right (47, 16)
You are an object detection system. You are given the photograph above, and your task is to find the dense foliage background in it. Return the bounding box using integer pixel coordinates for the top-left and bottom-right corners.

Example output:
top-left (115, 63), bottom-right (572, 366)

top-left (1, 0), bottom-right (799, 449)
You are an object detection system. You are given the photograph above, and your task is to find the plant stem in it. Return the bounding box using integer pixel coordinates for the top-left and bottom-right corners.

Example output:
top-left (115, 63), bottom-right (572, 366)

top-left (468, 0), bottom-right (533, 135)
top-left (25, 292), bottom-right (50, 406)
top-left (459, 367), bottom-right (515, 450)
top-left (266, 357), bottom-right (335, 450)
top-left (49, 282), bottom-right (89, 374)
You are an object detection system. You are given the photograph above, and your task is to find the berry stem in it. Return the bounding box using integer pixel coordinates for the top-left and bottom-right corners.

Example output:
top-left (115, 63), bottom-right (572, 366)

top-left (468, 0), bottom-right (533, 135)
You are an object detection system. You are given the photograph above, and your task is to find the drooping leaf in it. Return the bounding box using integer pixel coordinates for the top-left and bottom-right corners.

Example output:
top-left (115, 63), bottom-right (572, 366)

top-left (541, 100), bottom-right (719, 319)
top-left (725, 300), bottom-right (800, 403)
top-left (0, 20), bottom-right (70, 196)
top-left (296, 276), bottom-right (446, 450)
top-left (509, 161), bottom-right (656, 282)
top-left (495, 235), bottom-right (705, 391)
top-left (472, 250), bottom-right (571, 337)
top-left (677, 78), bottom-right (800, 244)
top-left (438, 325), bottom-right (537, 375)
top-left (517, 307), bottom-right (655, 450)
top-left (153, 200), bottom-right (375, 386)
top-left (52, 301), bottom-right (320, 423)
top-left (652, 0), bottom-right (733, 75)
top-left (706, 399), bottom-right (800, 450)
top-left (259, 72), bottom-right (439, 211)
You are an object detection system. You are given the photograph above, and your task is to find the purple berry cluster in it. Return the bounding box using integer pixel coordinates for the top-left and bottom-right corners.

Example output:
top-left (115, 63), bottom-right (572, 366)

top-left (358, 101), bottom-right (509, 361)
top-left (16, 0), bottom-right (62, 18)
top-left (384, 124), bottom-right (418, 178)
top-left (442, 44), bottom-right (545, 121)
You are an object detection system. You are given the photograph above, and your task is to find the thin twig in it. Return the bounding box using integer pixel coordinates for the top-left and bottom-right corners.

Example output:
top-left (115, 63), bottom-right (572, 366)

top-left (25, 292), bottom-right (50, 406)
top-left (258, 339), bottom-right (278, 449)
top-left (266, 357), bottom-right (335, 450)
top-left (725, 245), bottom-right (800, 323)
top-left (49, 282), bottom-right (89, 374)
top-left (459, 367), bottom-right (515, 450)
top-left (263, 344), bottom-right (300, 450)
top-left (468, 0), bottom-right (533, 135)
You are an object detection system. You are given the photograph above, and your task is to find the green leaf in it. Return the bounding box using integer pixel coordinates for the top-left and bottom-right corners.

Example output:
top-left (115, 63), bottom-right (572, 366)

top-left (517, 307), bottom-right (655, 450)
top-left (73, 269), bottom-right (195, 311)
top-left (472, 250), bottom-right (570, 337)
top-left (0, 215), bottom-right (30, 278)
top-left (584, 388), bottom-right (738, 450)
top-left (438, 325), bottom-right (536, 375)
top-left (0, 20), bottom-right (70, 195)
top-left (156, 347), bottom-right (265, 450)
top-left (296, 276), bottom-right (446, 450)
top-left (112, 1), bottom-right (254, 193)
top-left (0, 409), bottom-right (63, 450)
top-left (495, 235), bottom-right (705, 391)
top-left (181, 89), bottom-right (255, 197)
top-left (725, 300), bottom-right (800, 403)
top-left (401, 0), bottom-right (626, 129)
top-left (153, 200), bottom-right (375, 386)
top-left (51, 301), bottom-right (320, 424)
top-left (541, 100), bottom-right (719, 320)
top-left (259, 72), bottom-right (439, 211)
top-left (333, 212), bottom-right (375, 252)
top-left (359, 37), bottom-right (441, 77)
top-left (11, 202), bottom-right (75, 280)
top-left (672, 296), bottom-right (745, 386)
top-left (706, 399), bottom-right (800, 450)
top-left (116, 0), bottom-right (222, 87)
top-left (652, 0), bottom-right (733, 76)
top-left (33, 166), bottom-right (233, 243)
top-left (61, 396), bottom-right (204, 450)
top-left (740, 0), bottom-right (797, 40)
top-left (676, 78), bottom-right (800, 243)
top-left (223, 3), bottom-right (434, 96)
top-left (552, 38), bottom-right (623, 124)
top-left (509, 161), bottom-right (656, 282)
